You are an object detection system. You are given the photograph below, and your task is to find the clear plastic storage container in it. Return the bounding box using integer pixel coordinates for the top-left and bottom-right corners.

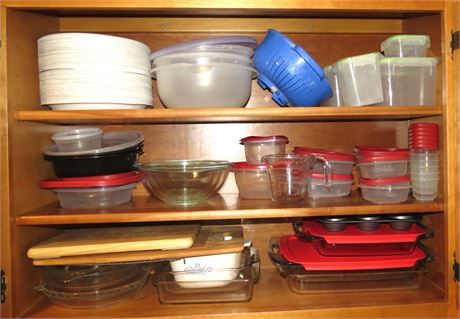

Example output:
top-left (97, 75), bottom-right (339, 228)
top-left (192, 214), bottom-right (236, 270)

top-left (357, 154), bottom-right (409, 179)
top-left (380, 35), bottom-right (430, 57)
top-left (379, 57), bottom-right (438, 106)
top-left (333, 52), bottom-right (384, 106)
top-left (51, 128), bottom-right (103, 152)
top-left (230, 162), bottom-right (271, 199)
top-left (308, 173), bottom-right (354, 198)
top-left (359, 176), bottom-right (411, 204)
top-left (240, 135), bottom-right (289, 165)
top-left (320, 64), bottom-right (343, 107)
top-left (293, 147), bottom-right (355, 175)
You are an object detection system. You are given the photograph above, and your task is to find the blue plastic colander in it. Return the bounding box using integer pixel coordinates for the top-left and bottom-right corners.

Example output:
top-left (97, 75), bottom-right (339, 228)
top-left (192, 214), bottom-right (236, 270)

top-left (253, 29), bottom-right (332, 106)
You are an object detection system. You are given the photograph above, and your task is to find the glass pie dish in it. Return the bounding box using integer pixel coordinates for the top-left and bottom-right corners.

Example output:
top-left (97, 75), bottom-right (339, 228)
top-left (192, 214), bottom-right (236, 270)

top-left (35, 263), bottom-right (151, 308)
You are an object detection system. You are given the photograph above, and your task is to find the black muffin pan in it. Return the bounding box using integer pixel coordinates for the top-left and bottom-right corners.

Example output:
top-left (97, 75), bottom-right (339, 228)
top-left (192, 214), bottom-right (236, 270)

top-left (315, 214), bottom-right (422, 232)
top-left (44, 144), bottom-right (144, 177)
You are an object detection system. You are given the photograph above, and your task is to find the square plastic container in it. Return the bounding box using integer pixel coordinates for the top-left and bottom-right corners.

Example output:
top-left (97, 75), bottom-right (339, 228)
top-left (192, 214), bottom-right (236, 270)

top-left (333, 52), bottom-right (384, 106)
top-left (53, 183), bottom-right (137, 209)
top-left (293, 147), bottom-right (355, 175)
top-left (357, 155), bottom-right (409, 179)
top-left (380, 35), bottom-right (430, 57)
top-left (320, 64), bottom-right (343, 107)
top-left (230, 162), bottom-right (271, 199)
top-left (359, 176), bottom-right (411, 204)
top-left (52, 128), bottom-right (103, 152)
top-left (240, 136), bottom-right (289, 164)
top-left (379, 57), bottom-right (438, 106)
top-left (153, 247), bottom-right (259, 304)
top-left (308, 173), bottom-right (354, 198)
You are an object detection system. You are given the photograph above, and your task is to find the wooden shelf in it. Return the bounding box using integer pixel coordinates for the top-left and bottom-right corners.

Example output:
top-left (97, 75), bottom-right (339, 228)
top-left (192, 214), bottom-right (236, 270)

top-left (16, 192), bottom-right (444, 225)
top-left (27, 267), bottom-right (445, 318)
top-left (13, 106), bottom-right (442, 125)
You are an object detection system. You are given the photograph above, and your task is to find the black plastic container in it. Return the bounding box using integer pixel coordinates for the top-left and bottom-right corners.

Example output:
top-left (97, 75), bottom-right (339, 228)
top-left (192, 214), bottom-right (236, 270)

top-left (44, 144), bottom-right (143, 177)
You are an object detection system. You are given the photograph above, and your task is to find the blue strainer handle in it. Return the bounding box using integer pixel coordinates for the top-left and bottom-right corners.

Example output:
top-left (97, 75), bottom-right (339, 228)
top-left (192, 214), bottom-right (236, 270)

top-left (257, 74), bottom-right (289, 106)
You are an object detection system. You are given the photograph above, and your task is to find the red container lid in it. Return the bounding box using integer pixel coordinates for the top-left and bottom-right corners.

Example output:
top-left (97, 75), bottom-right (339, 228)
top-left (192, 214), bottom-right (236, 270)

top-left (354, 146), bottom-right (409, 157)
top-left (293, 147), bottom-right (355, 162)
top-left (359, 175), bottom-right (410, 186)
top-left (230, 162), bottom-right (267, 170)
top-left (302, 220), bottom-right (427, 244)
top-left (409, 137), bottom-right (439, 143)
top-left (278, 235), bottom-right (426, 271)
top-left (357, 153), bottom-right (409, 163)
top-left (311, 173), bottom-right (354, 181)
top-left (39, 171), bottom-right (143, 189)
top-left (239, 135), bottom-right (289, 144)
top-left (410, 123), bottom-right (439, 129)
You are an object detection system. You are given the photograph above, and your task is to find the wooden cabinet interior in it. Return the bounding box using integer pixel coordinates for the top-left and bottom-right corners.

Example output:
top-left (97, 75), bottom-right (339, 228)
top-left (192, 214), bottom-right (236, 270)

top-left (1, 3), bottom-right (457, 318)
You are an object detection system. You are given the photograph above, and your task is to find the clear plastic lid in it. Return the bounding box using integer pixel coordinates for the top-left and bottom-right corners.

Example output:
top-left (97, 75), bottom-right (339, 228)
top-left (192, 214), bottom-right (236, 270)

top-left (149, 36), bottom-right (258, 61)
top-left (44, 131), bottom-right (144, 156)
top-left (381, 35), bottom-right (430, 52)
top-left (379, 57), bottom-right (438, 67)
top-left (153, 51), bottom-right (252, 68)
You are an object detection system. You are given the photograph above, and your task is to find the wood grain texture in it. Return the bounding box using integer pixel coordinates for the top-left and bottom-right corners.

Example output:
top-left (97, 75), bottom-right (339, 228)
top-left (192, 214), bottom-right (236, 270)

top-left (16, 193), bottom-right (444, 225)
top-left (27, 224), bottom-right (200, 259)
top-left (59, 17), bottom-right (403, 33)
top-left (14, 107), bottom-right (443, 124)
top-left (32, 225), bottom-right (243, 265)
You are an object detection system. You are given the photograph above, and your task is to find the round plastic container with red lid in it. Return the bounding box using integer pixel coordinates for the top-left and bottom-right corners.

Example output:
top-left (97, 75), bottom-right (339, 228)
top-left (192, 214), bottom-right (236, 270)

top-left (293, 147), bottom-right (355, 174)
top-left (359, 176), bottom-right (410, 204)
top-left (308, 173), bottom-right (354, 198)
top-left (40, 171), bottom-right (142, 209)
top-left (239, 135), bottom-right (289, 165)
top-left (230, 162), bottom-right (270, 199)
top-left (354, 145), bottom-right (409, 159)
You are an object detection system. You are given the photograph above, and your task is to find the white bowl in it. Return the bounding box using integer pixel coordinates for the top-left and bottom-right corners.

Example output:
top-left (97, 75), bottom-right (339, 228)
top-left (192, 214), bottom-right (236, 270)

top-left (169, 252), bottom-right (242, 288)
top-left (151, 63), bottom-right (257, 108)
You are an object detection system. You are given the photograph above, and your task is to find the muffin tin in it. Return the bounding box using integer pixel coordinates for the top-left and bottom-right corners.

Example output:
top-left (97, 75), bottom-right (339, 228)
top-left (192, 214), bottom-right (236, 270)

top-left (314, 214), bottom-right (422, 232)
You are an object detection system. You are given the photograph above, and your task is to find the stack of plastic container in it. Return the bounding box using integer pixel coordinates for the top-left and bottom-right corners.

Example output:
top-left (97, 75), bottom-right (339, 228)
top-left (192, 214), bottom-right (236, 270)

top-left (379, 35), bottom-right (437, 106)
top-left (409, 123), bottom-right (440, 201)
top-left (149, 36), bottom-right (258, 108)
top-left (355, 146), bottom-right (410, 204)
top-left (268, 215), bottom-right (433, 294)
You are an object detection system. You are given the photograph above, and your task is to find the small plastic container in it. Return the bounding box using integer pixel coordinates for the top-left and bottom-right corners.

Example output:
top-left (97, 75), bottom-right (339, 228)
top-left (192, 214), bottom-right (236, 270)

top-left (354, 146), bottom-right (410, 159)
top-left (359, 176), bottom-right (411, 204)
top-left (357, 154), bottom-right (409, 179)
top-left (153, 247), bottom-right (260, 304)
top-left (380, 35), bottom-right (430, 57)
top-left (308, 173), bottom-right (354, 198)
top-left (52, 128), bottom-right (103, 152)
top-left (230, 162), bottom-right (271, 199)
top-left (320, 64), bottom-right (344, 107)
top-left (379, 57), bottom-right (438, 106)
top-left (240, 135), bottom-right (289, 165)
top-left (39, 171), bottom-right (143, 208)
top-left (333, 52), bottom-right (384, 106)
top-left (293, 147), bottom-right (355, 174)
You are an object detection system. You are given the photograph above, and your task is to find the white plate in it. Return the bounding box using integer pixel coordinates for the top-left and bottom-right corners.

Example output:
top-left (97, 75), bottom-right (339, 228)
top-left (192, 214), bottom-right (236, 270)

top-left (47, 103), bottom-right (150, 110)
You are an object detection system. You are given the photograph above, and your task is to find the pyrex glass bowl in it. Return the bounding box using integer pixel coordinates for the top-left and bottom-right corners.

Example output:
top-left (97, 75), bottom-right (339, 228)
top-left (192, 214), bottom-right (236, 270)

top-left (135, 160), bottom-right (231, 206)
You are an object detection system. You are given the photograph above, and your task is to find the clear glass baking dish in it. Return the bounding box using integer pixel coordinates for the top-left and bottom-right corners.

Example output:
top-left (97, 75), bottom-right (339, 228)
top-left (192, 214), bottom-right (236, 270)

top-left (268, 237), bottom-right (430, 294)
top-left (152, 247), bottom-right (259, 304)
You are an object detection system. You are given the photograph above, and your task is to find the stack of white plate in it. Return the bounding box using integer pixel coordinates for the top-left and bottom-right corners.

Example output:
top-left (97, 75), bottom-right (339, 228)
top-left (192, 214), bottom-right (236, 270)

top-left (38, 33), bottom-right (153, 110)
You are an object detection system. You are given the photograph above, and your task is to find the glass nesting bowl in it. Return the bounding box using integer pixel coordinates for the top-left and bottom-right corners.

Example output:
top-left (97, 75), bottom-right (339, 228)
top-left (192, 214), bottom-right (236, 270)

top-left (135, 160), bottom-right (231, 206)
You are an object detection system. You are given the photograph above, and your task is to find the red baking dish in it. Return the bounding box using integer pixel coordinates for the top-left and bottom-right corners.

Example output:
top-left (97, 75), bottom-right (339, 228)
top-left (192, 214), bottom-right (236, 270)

top-left (278, 235), bottom-right (427, 270)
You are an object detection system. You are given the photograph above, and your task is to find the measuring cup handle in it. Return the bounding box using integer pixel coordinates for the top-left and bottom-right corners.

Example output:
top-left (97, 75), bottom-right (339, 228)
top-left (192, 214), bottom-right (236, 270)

top-left (313, 155), bottom-right (332, 188)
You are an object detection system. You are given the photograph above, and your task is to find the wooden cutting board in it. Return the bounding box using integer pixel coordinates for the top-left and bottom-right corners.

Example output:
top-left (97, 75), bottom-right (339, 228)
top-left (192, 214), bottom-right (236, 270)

top-left (27, 224), bottom-right (200, 259)
top-left (32, 225), bottom-right (244, 266)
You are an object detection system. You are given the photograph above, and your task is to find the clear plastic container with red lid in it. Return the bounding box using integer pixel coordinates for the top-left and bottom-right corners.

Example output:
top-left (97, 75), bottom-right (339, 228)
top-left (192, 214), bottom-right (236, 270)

top-left (308, 173), bottom-right (354, 199)
top-left (293, 147), bottom-right (355, 174)
top-left (230, 162), bottom-right (270, 199)
top-left (359, 176), bottom-right (410, 204)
